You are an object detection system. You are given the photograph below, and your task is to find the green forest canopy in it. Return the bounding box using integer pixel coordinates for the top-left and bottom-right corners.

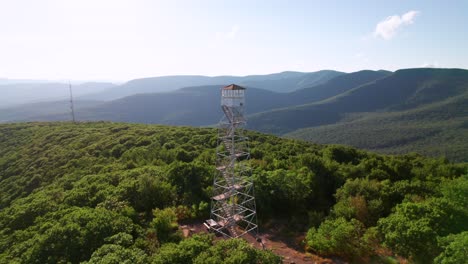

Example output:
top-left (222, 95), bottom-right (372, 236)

top-left (0, 122), bottom-right (466, 263)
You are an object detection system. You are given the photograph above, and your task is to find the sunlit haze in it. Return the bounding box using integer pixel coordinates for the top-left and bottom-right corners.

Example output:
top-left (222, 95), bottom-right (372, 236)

top-left (1, 0), bottom-right (467, 81)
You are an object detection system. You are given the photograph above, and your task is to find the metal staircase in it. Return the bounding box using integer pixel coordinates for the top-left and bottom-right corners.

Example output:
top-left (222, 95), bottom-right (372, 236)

top-left (206, 84), bottom-right (257, 238)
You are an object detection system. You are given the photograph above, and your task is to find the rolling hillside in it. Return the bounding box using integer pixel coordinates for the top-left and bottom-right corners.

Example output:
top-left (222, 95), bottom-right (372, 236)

top-left (249, 68), bottom-right (468, 161)
top-left (249, 68), bottom-right (468, 132)
top-left (286, 93), bottom-right (468, 162)
top-left (289, 70), bottom-right (391, 103)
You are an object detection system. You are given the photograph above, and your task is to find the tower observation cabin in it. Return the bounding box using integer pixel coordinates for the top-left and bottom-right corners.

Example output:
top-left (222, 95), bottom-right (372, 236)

top-left (205, 84), bottom-right (258, 238)
top-left (221, 84), bottom-right (245, 107)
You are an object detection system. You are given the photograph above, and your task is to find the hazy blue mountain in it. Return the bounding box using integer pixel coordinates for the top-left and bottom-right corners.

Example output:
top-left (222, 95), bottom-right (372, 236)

top-left (0, 100), bottom-right (103, 123)
top-left (81, 70), bottom-right (345, 101)
top-left (0, 82), bottom-right (115, 107)
top-left (238, 70), bottom-right (344, 93)
top-left (0, 78), bottom-right (51, 85)
top-left (40, 86), bottom-right (286, 125)
top-left (248, 68), bottom-right (468, 134)
top-left (1, 70), bottom-right (386, 124)
top-left (289, 70), bottom-right (391, 103)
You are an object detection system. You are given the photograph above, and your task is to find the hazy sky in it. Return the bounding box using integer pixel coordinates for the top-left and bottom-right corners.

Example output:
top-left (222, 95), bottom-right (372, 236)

top-left (1, 0), bottom-right (467, 81)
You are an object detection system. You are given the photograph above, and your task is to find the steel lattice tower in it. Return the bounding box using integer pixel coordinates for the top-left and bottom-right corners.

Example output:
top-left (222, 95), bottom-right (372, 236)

top-left (206, 84), bottom-right (258, 238)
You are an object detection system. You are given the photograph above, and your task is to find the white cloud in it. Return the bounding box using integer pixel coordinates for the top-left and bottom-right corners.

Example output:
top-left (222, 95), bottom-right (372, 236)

top-left (353, 52), bottom-right (370, 63)
top-left (215, 25), bottom-right (240, 42)
top-left (354, 52), bottom-right (365, 59)
top-left (421, 61), bottom-right (439, 68)
top-left (374, 10), bottom-right (420, 40)
top-left (226, 25), bottom-right (240, 39)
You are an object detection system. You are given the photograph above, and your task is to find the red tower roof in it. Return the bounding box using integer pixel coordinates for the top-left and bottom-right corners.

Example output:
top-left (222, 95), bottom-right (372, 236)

top-left (222, 84), bottom-right (246, 90)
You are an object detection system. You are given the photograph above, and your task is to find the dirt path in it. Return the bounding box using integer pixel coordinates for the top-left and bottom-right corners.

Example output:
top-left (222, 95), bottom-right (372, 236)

top-left (244, 230), bottom-right (337, 264)
top-left (180, 221), bottom-right (341, 264)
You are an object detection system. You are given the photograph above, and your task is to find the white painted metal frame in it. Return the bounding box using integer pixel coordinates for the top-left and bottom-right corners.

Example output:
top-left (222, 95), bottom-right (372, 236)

top-left (208, 87), bottom-right (258, 238)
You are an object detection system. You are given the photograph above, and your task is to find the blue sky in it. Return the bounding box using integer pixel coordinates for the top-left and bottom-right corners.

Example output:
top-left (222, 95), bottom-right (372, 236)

top-left (1, 0), bottom-right (467, 81)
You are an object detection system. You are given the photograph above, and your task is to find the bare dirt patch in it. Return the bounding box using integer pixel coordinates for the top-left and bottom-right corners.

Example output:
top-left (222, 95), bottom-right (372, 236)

top-left (180, 220), bottom-right (342, 264)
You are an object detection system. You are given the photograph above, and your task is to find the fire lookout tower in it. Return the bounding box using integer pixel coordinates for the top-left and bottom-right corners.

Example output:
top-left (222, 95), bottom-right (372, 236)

top-left (205, 84), bottom-right (258, 238)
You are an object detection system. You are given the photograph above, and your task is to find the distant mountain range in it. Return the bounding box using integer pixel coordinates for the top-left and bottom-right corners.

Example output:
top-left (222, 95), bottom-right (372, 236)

top-left (1, 68), bottom-right (466, 161)
top-left (0, 82), bottom-right (114, 107)
top-left (249, 68), bottom-right (468, 133)
top-left (249, 68), bottom-right (467, 161)
top-left (0, 71), bottom-right (342, 108)
top-left (79, 70), bottom-right (344, 101)
top-left (1, 70), bottom-right (385, 124)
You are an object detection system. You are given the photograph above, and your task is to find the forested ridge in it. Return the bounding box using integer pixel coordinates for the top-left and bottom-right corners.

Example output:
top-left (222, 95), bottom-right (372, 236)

top-left (0, 122), bottom-right (466, 263)
top-left (2, 68), bottom-right (467, 162)
top-left (250, 68), bottom-right (468, 162)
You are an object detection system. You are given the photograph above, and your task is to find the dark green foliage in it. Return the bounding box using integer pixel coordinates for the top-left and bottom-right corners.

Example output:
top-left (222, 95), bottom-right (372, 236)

top-left (378, 199), bottom-right (450, 262)
top-left (119, 171), bottom-right (176, 213)
top-left (1, 207), bottom-right (135, 263)
top-left (434, 232), bottom-right (468, 264)
top-left (253, 168), bottom-right (314, 216)
top-left (377, 176), bottom-right (468, 263)
top-left (193, 238), bottom-right (282, 264)
top-left (166, 161), bottom-right (211, 205)
top-left (152, 233), bottom-right (280, 264)
top-left (305, 217), bottom-right (368, 259)
top-left (305, 157), bottom-right (467, 261)
top-left (331, 178), bottom-right (393, 226)
top-left (151, 207), bottom-right (180, 243)
top-left (0, 122), bottom-right (466, 263)
top-left (152, 234), bottom-right (212, 264)
top-left (84, 244), bottom-right (148, 264)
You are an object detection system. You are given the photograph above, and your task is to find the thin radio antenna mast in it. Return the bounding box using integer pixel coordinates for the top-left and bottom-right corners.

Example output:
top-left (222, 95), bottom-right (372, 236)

top-left (69, 81), bottom-right (76, 123)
